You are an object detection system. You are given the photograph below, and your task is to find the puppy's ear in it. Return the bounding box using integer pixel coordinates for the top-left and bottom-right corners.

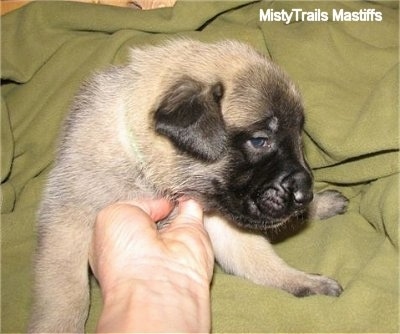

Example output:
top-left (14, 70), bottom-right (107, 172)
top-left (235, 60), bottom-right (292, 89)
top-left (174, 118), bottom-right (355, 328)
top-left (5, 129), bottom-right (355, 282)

top-left (154, 77), bottom-right (226, 161)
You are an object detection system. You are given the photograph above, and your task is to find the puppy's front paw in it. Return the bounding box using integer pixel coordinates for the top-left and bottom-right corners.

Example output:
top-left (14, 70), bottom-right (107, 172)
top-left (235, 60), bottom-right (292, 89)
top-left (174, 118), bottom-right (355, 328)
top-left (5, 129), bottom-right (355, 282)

top-left (291, 273), bottom-right (343, 297)
top-left (308, 190), bottom-right (349, 220)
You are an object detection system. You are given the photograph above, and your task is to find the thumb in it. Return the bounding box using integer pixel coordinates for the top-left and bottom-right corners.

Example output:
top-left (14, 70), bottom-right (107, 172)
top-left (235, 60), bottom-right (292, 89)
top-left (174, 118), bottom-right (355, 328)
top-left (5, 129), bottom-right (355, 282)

top-left (176, 199), bottom-right (204, 226)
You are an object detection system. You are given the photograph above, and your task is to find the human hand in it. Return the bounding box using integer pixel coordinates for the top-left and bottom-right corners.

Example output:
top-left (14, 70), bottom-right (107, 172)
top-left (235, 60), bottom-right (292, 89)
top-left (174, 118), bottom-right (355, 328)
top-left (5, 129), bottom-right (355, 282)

top-left (89, 198), bottom-right (214, 291)
top-left (89, 198), bottom-right (214, 333)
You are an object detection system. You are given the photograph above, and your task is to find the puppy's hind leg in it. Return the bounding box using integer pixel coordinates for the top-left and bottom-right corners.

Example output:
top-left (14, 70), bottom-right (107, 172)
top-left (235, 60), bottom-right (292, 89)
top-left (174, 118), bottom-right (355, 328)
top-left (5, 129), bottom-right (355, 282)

top-left (205, 215), bottom-right (343, 297)
top-left (28, 208), bottom-right (93, 333)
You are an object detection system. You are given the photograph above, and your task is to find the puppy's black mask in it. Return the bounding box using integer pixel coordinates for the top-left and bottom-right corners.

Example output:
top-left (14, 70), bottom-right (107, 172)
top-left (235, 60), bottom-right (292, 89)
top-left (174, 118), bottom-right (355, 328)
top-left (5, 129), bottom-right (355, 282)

top-left (213, 130), bottom-right (313, 230)
top-left (154, 74), bottom-right (313, 231)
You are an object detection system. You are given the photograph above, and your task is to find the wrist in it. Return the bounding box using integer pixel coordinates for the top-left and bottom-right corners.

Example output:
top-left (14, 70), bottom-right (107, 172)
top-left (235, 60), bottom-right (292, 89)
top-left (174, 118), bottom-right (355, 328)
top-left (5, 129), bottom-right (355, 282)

top-left (97, 264), bottom-right (211, 333)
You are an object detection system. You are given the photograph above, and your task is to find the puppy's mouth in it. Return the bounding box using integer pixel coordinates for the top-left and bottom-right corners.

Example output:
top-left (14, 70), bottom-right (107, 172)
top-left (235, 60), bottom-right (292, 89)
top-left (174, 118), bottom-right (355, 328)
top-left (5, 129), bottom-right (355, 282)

top-left (235, 208), bottom-right (307, 231)
top-left (204, 185), bottom-right (310, 232)
top-left (248, 188), bottom-right (289, 218)
top-left (181, 180), bottom-right (311, 232)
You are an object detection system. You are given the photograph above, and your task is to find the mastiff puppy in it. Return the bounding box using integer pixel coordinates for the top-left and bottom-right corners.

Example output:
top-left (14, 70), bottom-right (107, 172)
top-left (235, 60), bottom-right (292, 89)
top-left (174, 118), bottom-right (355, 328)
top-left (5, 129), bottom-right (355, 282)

top-left (29, 39), bottom-right (348, 332)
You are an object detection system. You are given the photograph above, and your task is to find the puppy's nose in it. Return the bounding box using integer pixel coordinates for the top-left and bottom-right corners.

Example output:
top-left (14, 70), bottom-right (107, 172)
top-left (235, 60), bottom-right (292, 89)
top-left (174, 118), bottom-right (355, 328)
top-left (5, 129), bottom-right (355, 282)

top-left (280, 169), bottom-right (313, 206)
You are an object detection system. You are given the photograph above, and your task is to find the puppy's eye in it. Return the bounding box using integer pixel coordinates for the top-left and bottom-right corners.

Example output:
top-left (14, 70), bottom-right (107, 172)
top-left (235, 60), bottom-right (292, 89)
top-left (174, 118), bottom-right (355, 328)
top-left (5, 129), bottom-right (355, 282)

top-left (212, 82), bottom-right (224, 103)
top-left (248, 137), bottom-right (268, 148)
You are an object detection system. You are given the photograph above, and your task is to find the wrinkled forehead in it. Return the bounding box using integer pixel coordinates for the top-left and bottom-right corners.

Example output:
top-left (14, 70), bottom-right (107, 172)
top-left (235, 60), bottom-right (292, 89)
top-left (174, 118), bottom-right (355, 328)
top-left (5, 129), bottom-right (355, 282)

top-left (223, 64), bottom-right (304, 131)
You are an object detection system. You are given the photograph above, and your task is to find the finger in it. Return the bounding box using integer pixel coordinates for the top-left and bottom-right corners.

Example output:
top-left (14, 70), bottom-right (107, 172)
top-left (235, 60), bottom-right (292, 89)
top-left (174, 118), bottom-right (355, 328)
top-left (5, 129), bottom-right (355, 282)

top-left (176, 199), bottom-right (204, 226)
top-left (121, 198), bottom-right (174, 222)
top-left (170, 199), bottom-right (214, 281)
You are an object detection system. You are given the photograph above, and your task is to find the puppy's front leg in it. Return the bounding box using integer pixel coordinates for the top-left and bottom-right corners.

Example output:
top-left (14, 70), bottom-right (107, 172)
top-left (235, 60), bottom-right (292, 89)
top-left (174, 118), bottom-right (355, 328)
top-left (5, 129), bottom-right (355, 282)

top-left (205, 215), bottom-right (342, 297)
top-left (308, 190), bottom-right (349, 220)
top-left (29, 208), bottom-right (93, 333)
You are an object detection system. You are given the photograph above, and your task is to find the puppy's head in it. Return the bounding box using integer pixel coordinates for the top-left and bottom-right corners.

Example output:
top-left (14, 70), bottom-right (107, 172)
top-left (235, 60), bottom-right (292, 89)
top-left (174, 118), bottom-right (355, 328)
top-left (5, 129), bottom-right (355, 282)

top-left (145, 40), bottom-right (312, 231)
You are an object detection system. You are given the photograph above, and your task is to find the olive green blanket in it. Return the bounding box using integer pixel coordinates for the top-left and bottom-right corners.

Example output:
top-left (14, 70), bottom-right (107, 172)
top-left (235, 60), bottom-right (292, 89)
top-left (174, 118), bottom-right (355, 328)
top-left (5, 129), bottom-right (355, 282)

top-left (1, 1), bottom-right (399, 332)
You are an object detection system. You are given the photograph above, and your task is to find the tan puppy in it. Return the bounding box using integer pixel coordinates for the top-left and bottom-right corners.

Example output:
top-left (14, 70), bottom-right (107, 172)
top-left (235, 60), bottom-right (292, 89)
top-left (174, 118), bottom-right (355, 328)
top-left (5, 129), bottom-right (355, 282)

top-left (29, 39), bottom-right (347, 332)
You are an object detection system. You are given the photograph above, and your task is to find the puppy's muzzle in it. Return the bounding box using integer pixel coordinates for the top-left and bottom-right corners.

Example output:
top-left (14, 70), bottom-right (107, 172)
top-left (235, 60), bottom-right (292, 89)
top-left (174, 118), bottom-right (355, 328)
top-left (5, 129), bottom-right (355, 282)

top-left (256, 168), bottom-right (313, 219)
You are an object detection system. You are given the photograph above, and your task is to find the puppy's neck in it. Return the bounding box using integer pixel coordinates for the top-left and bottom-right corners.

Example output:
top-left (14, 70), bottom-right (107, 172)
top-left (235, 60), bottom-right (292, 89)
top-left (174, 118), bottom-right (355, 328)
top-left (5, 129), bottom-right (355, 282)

top-left (117, 104), bottom-right (146, 165)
